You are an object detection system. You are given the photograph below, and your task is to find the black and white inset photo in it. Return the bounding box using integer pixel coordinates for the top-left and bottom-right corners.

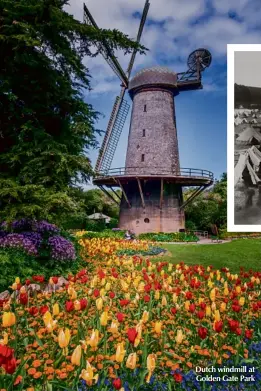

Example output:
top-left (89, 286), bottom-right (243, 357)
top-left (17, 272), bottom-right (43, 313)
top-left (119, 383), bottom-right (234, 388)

top-left (227, 45), bottom-right (261, 231)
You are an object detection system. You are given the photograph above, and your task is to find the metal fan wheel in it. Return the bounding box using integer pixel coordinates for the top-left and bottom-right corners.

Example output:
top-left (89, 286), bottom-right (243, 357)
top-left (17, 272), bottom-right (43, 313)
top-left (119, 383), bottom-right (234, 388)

top-left (187, 48), bottom-right (212, 72)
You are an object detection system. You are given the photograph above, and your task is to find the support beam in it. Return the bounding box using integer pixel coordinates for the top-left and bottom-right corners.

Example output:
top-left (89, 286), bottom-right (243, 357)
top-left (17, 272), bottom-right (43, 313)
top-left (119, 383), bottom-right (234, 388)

top-left (110, 187), bottom-right (121, 202)
top-left (180, 186), bottom-right (206, 210)
top-left (159, 178), bottom-right (164, 209)
top-left (115, 179), bottom-right (131, 208)
top-left (136, 178), bottom-right (145, 208)
top-left (98, 186), bottom-right (120, 206)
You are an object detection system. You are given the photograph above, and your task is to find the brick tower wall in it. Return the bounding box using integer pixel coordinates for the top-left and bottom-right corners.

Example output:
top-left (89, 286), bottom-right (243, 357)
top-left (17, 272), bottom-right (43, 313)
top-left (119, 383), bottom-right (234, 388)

top-left (125, 89), bottom-right (180, 175)
top-left (118, 180), bottom-right (185, 234)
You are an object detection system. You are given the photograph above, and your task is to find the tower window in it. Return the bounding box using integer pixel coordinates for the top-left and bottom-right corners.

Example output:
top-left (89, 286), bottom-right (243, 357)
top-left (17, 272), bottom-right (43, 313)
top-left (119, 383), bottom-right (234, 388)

top-left (141, 154), bottom-right (145, 162)
top-left (142, 129), bottom-right (146, 137)
top-left (143, 104), bottom-right (147, 112)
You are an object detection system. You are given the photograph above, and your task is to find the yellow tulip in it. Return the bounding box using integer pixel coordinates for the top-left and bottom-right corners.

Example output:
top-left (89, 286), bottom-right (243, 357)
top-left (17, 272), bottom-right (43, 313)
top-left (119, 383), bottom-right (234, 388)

top-left (208, 280), bottom-right (213, 288)
top-left (239, 297), bottom-right (245, 306)
top-left (126, 353), bottom-right (137, 370)
top-left (172, 293), bottom-right (178, 303)
top-left (68, 286), bottom-right (77, 299)
top-left (43, 311), bottom-right (53, 327)
top-left (96, 298), bottom-right (103, 311)
top-left (175, 329), bottom-right (184, 344)
top-left (210, 288), bottom-right (216, 302)
top-left (206, 305), bottom-right (211, 316)
top-left (211, 302), bottom-right (216, 311)
top-left (81, 361), bottom-right (98, 385)
top-left (214, 310), bottom-right (220, 322)
top-left (154, 321), bottom-right (162, 334)
top-left (0, 332), bottom-right (8, 345)
top-left (88, 329), bottom-right (99, 348)
top-left (161, 295), bottom-right (167, 306)
top-left (236, 286), bottom-right (241, 294)
top-left (220, 302), bottom-right (226, 312)
top-left (74, 300), bottom-right (81, 311)
top-left (15, 277), bottom-right (20, 284)
top-left (71, 345), bottom-right (82, 366)
top-left (185, 300), bottom-right (190, 311)
top-left (154, 290), bottom-right (160, 300)
top-left (10, 283), bottom-right (18, 290)
top-left (58, 328), bottom-right (71, 349)
top-left (180, 274), bottom-right (184, 281)
top-left (138, 282), bottom-right (145, 293)
top-left (105, 282), bottom-right (111, 291)
top-left (52, 303), bottom-right (60, 316)
top-left (224, 287), bottom-right (229, 296)
top-left (115, 342), bottom-right (126, 363)
top-left (146, 354), bottom-right (156, 383)
top-left (100, 311), bottom-right (109, 326)
top-left (141, 310), bottom-right (149, 323)
top-left (108, 321), bottom-right (118, 334)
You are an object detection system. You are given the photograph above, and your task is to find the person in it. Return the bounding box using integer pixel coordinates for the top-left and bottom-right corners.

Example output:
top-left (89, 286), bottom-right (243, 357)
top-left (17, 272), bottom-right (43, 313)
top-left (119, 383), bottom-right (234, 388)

top-left (124, 230), bottom-right (131, 240)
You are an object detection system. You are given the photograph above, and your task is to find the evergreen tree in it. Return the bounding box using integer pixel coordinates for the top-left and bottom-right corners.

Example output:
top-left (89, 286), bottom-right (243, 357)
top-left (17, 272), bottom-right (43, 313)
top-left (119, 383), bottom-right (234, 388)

top-left (0, 0), bottom-right (145, 222)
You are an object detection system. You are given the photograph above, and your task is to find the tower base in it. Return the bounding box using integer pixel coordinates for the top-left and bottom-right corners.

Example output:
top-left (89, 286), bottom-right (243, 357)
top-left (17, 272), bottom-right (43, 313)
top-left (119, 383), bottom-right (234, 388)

top-left (118, 180), bottom-right (185, 234)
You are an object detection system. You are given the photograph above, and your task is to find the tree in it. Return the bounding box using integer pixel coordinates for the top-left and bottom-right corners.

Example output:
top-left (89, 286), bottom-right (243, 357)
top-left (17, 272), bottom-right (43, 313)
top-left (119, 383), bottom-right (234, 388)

top-left (184, 173), bottom-right (227, 231)
top-left (0, 0), bottom-right (146, 222)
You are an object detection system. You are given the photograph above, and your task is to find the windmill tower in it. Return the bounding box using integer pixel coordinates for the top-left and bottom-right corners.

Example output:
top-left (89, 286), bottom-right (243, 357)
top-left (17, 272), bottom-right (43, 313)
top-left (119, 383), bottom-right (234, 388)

top-left (84, 2), bottom-right (214, 234)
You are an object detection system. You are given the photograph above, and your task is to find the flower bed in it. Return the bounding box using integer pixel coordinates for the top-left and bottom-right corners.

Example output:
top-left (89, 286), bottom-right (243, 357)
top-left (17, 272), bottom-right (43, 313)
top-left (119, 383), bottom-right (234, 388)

top-left (138, 232), bottom-right (199, 242)
top-left (0, 243), bottom-right (260, 389)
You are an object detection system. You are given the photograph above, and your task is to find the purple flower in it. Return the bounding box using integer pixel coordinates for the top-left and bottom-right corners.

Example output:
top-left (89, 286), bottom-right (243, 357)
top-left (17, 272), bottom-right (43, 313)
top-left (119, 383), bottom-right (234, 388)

top-left (11, 219), bottom-right (32, 231)
top-left (0, 233), bottom-right (38, 255)
top-left (21, 232), bottom-right (42, 248)
top-left (48, 235), bottom-right (76, 261)
top-left (33, 221), bottom-right (60, 234)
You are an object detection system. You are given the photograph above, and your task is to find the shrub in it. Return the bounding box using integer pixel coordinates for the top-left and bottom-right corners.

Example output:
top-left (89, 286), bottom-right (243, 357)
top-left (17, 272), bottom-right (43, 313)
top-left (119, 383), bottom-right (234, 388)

top-left (81, 230), bottom-right (126, 239)
top-left (0, 219), bottom-right (84, 290)
top-left (117, 246), bottom-right (166, 256)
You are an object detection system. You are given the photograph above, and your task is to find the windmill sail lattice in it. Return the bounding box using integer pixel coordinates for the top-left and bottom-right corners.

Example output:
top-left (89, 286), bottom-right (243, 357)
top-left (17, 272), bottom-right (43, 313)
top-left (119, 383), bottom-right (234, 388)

top-left (95, 95), bottom-right (130, 172)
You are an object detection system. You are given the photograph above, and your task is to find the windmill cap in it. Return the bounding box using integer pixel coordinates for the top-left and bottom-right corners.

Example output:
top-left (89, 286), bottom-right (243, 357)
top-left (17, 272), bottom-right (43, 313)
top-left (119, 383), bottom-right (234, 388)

top-left (129, 66), bottom-right (178, 95)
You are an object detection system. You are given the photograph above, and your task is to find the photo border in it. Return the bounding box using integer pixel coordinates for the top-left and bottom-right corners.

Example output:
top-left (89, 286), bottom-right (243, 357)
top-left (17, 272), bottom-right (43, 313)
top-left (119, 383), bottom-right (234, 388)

top-left (227, 44), bottom-right (261, 232)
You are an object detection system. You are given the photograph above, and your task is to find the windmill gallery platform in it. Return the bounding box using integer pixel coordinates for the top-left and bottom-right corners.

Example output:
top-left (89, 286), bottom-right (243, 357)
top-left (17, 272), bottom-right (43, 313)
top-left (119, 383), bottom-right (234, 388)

top-left (84, 0), bottom-right (214, 234)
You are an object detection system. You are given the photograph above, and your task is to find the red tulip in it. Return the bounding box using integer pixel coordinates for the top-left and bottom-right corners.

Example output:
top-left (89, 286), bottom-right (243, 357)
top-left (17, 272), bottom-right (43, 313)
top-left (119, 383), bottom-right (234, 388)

top-left (28, 306), bottom-right (39, 316)
top-left (200, 302), bottom-right (206, 310)
top-left (228, 319), bottom-right (239, 332)
top-left (214, 321), bottom-right (223, 333)
top-left (173, 373), bottom-right (183, 382)
top-left (197, 310), bottom-right (205, 320)
top-left (39, 305), bottom-right (49, 315)
top-left (119, 299), bottom-right (129, 307)
top-left (185, 291), bottom-right (193, 299)
top-left (19, 292), bottom-right (28, 305)
top-left (245, 329), bottom-right (253, 339)
top-left (65, 301), bottom-right (74, 312)
top-left (52, 277), bottom-right (58, 284)
top-left (198, 327), bottom-right (208, 340)
top-left (171, 307), bottom-right (177, 315)
top-left (127, 328), bottom-right (138, 344)
top-left (93, 289), bottom-right (100, 298)
top-left (112, 378), bottom-right (122, 389)
top-left (109, 292), bottom-right (115, 299)
top-left (144, 295), bottom-right (150, 303)
top-left (189, 304), bottom-right (196, 313)
top-left (80, 298), bottom-right (87, 310)
top-left (116, 312), bottom-right (124, 323)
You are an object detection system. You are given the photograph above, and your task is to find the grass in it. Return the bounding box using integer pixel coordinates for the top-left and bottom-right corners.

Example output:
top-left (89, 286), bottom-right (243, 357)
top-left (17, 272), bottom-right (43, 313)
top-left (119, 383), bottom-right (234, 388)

top-left (153, 239), bottom-right (261, 273)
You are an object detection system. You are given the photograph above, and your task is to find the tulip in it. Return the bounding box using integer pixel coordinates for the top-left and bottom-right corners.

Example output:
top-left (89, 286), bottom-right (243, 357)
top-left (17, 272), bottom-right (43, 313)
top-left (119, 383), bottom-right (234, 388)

top-left (68, 286), bottom-right (77, 300)
top-left (100, 311), bottom-right (109, 326)
top-left (43, 311), bottom-right (53, 326)
top-left (108, 321), bottom-right (118, 334)
top-left (115, 342), bottom-right (126, 363)
top-left (58, 328), bottom-right (71, 349)
top-left (161, 295), bottom-right (167, 306)
top-left (100, 288), bottom-right (105, 297)
top-left (180, 274), bottom-right (184, 281)
top-left (154, 321), bottom-right (162, 334)
top-left (210, 288), bottom-right (216, 302)
top-left (96, 298), bottom-right (103, 311)
top-left (138, 282), bottom-right (145, 293)
top-left (0, 332), bottom-right (8, 345)
top-left (214, 310), bottom-right (220, 322)
top-left (71, 345), bottom-right (82, 366)
top-left (126, 353), bottom-right (137, 370)
top-left (175, 329), bottom-right (184, 344)
top-left (121, 281), bottom-right (129, 292)
top-left (236, 286), bottom-right (241, 294)
top-left (184, 300), bottom-right (190, 311)
top-left (224, 287), bottom-right (229, 296)
top-left (2, 311), bottom-right (16, 328)
top-left (105, 282), bottom-right (111, 291)
top-left (239, 297), bottom-right (245, 306)
top-left (220, 302), bottom-right (226, 312)
top-left (141, 310), bottom-right (149, 323)
top-left (208, 280), bottom-right (213, 288)
top-left (172, 293), bottom-right (178, 303)
top-left (88, 329), bottom-right (99, 348)
top-left (146, 354), bottom-right (156, 383)
top-left (81, 361), bottom-right (98, 385)
top-left (52, 303), bottom-right (60, 316)
top-left (15, 277), bottom-right (20, 284)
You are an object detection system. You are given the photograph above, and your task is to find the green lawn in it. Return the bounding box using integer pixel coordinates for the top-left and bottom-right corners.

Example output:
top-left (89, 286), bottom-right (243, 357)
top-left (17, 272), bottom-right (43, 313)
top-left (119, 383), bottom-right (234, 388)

top-left (154, 239), bottom-right (261, 273)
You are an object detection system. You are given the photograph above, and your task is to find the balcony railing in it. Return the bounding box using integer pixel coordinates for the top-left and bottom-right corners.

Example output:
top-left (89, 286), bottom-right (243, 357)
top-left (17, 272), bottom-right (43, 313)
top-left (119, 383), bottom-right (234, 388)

top-left (94, 167), bottom-right (214, 180)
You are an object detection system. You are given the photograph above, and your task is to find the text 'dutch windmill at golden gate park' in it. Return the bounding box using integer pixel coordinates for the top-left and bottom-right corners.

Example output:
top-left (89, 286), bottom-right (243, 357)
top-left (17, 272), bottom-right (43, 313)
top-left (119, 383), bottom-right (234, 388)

top-left (83, 0), bottom-right (213, 234)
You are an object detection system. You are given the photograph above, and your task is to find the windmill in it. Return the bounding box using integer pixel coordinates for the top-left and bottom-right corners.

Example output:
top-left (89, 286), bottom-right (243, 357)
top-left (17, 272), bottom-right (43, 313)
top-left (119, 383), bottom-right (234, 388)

top-left (84, 2), bottom-right (214, 233)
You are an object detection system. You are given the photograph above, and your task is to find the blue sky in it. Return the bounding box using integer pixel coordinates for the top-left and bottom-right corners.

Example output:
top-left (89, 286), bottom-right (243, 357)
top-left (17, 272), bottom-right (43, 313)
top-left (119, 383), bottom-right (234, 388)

top-left (65, 0), bottom-right (261, 188)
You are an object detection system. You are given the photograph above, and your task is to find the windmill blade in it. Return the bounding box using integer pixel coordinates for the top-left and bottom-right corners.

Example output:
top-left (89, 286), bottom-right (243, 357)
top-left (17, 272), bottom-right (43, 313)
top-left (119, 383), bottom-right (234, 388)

top-left (95, 87), bottom-right (130, 172)
top-left (83, 3), bottom-right (128, 86)
top-left (126, 0), bottom-right (150, 78)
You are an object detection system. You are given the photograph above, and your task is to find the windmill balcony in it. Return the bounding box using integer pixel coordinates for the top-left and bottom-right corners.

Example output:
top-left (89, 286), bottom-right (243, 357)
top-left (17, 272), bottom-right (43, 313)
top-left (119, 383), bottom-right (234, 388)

top-left (93, 166), bottom-right (214, 187)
